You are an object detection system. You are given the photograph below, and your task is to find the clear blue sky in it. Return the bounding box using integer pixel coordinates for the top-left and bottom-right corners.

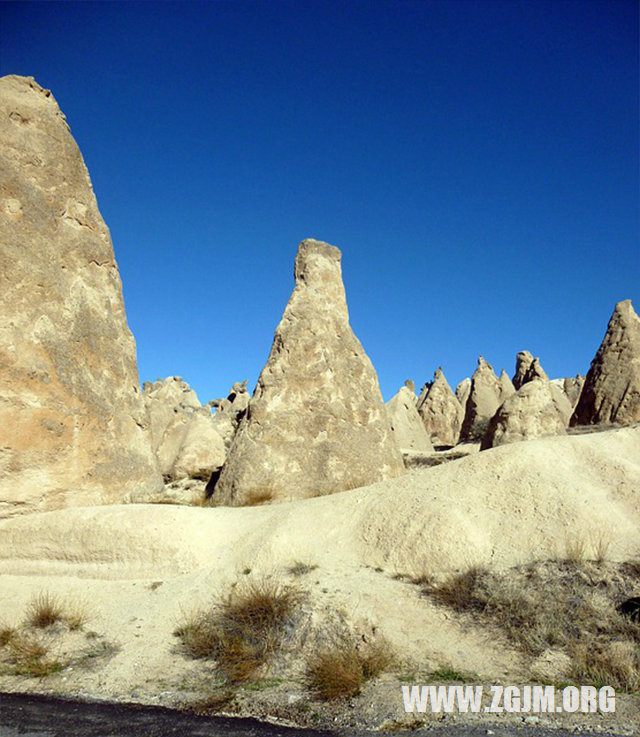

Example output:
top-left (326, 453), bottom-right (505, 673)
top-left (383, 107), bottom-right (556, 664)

top-left (1, 0), bottom-right (638, 402)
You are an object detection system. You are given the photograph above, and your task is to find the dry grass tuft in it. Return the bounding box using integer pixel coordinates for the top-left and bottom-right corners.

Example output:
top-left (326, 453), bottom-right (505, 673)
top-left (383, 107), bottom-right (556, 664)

top-left (243, 489), bottom-right (275, 507)
top-left (175, 578), bottom-right (303, 682)
top-left (288, 561), bottom-right (318, 576)
top-left (306, 635), bottom-right (393, 700)
top-left (26, 592), bottom-right (64, 629)
top-left (570, 641), bottom-right (640, 692)
top-left (5, 631), bottom-right (64, 677)
top-left (424, 559), bottom-right (640, 691)
top-left (0, 625), bottom-right (17, 647)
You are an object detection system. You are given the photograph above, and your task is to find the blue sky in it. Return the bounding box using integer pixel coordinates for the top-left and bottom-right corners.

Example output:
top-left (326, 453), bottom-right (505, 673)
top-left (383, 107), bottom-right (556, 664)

top-left (1, 0), bottom-right (638, 402)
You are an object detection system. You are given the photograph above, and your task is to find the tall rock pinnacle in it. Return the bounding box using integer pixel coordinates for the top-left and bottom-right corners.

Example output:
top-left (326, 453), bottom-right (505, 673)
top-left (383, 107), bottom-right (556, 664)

top-left (213, 239), bottom-right (404, 505)
top-left (0, 75), bottom-right (162, 516)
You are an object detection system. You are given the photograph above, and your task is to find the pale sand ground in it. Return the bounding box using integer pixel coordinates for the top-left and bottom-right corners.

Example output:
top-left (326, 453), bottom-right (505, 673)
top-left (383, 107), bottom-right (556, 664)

top-left (0, 426), bottom-right (638, 732)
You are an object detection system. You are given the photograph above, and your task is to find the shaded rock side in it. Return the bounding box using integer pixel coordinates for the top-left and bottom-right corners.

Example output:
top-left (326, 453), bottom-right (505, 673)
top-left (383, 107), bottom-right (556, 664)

top-left (498, 369), bottom-right (515, 401)
top-left (386, 386), bottom-right (434, 452)
top-left (213, 239), bottom-right (405, 505)
top-left (481, 379), bottom-right (568, 449)
top-left (562, 374), bottom-right (585, 409)
top-left (141, 376), bottom-right (225, 482)
top-left (416, 368), bottom-right (462, 446)
top-left (455, 377), bottom-right (471, 410)
top-left (513, 350), bottom-right (549, 389)
top-left (459, 357), bottom-right (502, 441)
top-left (210, 380), bottom-right (250, 447)
top-left (571, 300), bottom-right (640, 427)
top-left (0, 75), bottom-right (162, 516)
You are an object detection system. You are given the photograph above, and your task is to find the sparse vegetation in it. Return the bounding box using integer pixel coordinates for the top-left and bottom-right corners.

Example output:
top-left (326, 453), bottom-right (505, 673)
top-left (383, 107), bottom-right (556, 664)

top-left (0, 625), bottom-right (16, 647)
top-left (243, 489), bottom-right (275, 506)
top-left (3, 631), bottom-right (63, 678)
top-left (429, 664), bottom-right (480, 682)
top-left (288, 561), bottom-right (318, 576)
top-left (423, 559), bottom-right (640, 692)
top-left (174, 577), bottom-right (303, 682)
top-left (26, 592), bottom-right (64, 628)
top-left (306, 634), bottom-right (393, 700)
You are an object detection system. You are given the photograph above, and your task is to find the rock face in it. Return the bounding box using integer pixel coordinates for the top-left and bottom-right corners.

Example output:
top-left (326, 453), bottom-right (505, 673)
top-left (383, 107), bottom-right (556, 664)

top-left (210, 380), bottom-right (250, 447)
top-left (213, 239), bottom-right (404, 506)
top-left (571, 300), bottom-right (640, 427)
top-left (459, 357), bottom-right (502, 442)
top-left (455, 378), bottom-right (471, 410)
top-left (563, 375), bottom-right (584, 408)
top-left (481, 379), bottom-right (568, 449)
top-left (142, 377), bottom-right (225, 482)
top-left (0, 75), bottom-right (162, 516)
top-left (498, 369), bottom-right (516, 401)
top-left (416, 368), bottom-right (463, 446)
top-left (513, 351), bottom-right (549, 389)
top-left (386, 386), bottom-right (434, 452)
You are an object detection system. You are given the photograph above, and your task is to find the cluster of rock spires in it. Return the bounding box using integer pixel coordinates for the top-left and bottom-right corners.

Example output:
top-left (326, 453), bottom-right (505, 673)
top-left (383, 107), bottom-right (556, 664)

top-left (1, 74), bottom-right (639, 517)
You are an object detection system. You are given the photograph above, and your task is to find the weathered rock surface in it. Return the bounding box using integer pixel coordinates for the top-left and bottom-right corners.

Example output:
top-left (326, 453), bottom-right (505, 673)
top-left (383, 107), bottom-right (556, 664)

top-left (498, 369), bottom-right (516, 401)
top-left (513, 351), bottom-right (549, 389)
top-left (416, 368), bottom-right (462, 446)
top-left (481, 379), bottom-right (568, 449)
top-left (386, 386), bottom-right (434, 452)
top-left (0, 75), bottom-right (162, 516)
top-left (455, 377), bottom-right (471, 410)
top-left (459, 357), bottom-right (502, 441)
top-left (210, 380), bottom-right (250, 447)
top-left (562, 374), bottom-right (585, 408)
top-left (142, 376), bottom-right (225, 482)
top-left (213, 239), bottom-right (404, 505)
top-left (571, 300), bottom-right (640, 427)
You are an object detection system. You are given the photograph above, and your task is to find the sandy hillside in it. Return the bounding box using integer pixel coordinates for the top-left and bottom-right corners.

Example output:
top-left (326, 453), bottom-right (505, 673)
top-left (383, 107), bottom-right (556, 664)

top-left (0, 426), bottom-right (638, 732)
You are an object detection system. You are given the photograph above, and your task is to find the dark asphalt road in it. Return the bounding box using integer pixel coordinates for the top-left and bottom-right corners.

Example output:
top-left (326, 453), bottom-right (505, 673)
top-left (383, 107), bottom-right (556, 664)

top-left (0, 693), bottom-right (630, 737)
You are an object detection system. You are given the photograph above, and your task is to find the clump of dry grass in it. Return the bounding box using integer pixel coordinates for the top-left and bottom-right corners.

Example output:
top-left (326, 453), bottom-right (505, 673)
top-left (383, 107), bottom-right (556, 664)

top-left (288, 561), bottom-right (318, 576)
top-left (175, 578), bottom-right (303, 682)
top-left (243, 488), bottom-right (275, 507)
top-left (26, 592), bottom-right (64, 628)
top-left (424, 560), bottom-right (640, 672)
top-left (4, 631), bottom-right (64, 678)
top-left (0, 625), bottom-right (16, 647)
top-left (570, 641), bottom-right (640, 692)
top-left (25, 592), bottom-right (89, 631)
top-left (306, 634), bottom-right (393, 700)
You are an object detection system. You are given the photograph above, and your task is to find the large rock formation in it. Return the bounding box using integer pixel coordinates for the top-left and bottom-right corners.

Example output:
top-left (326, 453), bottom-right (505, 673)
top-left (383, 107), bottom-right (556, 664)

top-left (481, 379), bottom-right (568, 449)
top-left (498, 369), bottom-right (516, 401)
top-left (513, 351), bottom-right (549, 389)
top-left (416, 368), bottom-right (462, 446)
top-left (455, 377), bottom-right (471, 410)
top-left (210, 380), bottom-right (250, 448)
top-left (386, 386), bottom-right (434, 452)
top-left (562, 374), bottom-right (584, 409)
top-left (142, 376), bottom-right (225, 482)
top-left (571, 300), bottom-right (640, 427)
top-left (459, 357), bottom-right (502, 441)
top-left (213, 239), bottom-right (404, 506)
top-left (0, 75), bottom-right (162, 516)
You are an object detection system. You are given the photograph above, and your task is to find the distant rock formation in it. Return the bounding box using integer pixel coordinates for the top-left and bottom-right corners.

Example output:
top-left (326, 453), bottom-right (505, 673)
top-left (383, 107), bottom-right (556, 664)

top-left (562, 375), bottom-right (585, 408)
top-left (459, 357), bottom-right (502, 441)
top-left (387, 387), bottom-right (434, 452)
top-left (455, 378), bottom-right (471, 410)
top-left (416, 368), bottom-right (462, 446)
top-left (571, 300), bottom-right (640, 427)
top-left (513, 351), bottom-right (549, 389)
top-left (213, 239), bottom-right (404, 505)
top-left (498, 369), bottom-right (516, 401)
top-left (142, 377), bottom-right (225, 482)
top-left (210, 380), bottom-right (250, 447)
top-left (0, 75), bottom-right (162, 516)
top-left (481, 379), bottom-right (568, 449)
top-left (480, 379), bottom-right (566, 450)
